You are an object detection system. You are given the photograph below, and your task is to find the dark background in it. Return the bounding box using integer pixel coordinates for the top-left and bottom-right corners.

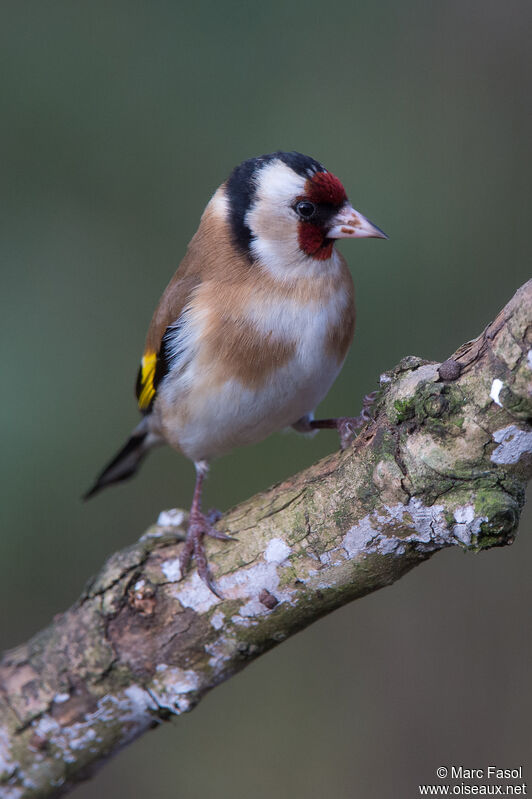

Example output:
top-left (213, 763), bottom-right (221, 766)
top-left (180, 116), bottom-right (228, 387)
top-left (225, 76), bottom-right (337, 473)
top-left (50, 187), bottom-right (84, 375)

top-left (1, 2), bottom-right (531, 797)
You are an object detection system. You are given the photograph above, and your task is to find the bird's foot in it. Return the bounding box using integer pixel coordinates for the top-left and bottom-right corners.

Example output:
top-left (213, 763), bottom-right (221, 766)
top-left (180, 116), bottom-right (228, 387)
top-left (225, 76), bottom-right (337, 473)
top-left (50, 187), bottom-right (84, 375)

top-left (179, 509), bottom-right (234, 598)
top-left (335, 416), bottom-right (364, 449)
top-left (336, 391), bottom-right (378, 449)
top-left (205, 507), bottom-right (224, 528)
top-left (303, 390), bottom-right (378, 449)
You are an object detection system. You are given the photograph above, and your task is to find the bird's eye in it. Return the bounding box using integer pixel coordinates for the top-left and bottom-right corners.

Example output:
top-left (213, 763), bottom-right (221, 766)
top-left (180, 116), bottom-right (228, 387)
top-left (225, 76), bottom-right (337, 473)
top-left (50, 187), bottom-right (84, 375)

top-left (295, 201), bottom-right (316, 219)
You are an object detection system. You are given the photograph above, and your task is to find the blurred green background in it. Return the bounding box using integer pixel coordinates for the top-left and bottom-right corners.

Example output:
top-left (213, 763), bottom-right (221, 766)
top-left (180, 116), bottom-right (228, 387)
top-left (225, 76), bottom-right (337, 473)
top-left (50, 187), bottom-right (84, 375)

top-left (1, 1), bottom-right (531, 796)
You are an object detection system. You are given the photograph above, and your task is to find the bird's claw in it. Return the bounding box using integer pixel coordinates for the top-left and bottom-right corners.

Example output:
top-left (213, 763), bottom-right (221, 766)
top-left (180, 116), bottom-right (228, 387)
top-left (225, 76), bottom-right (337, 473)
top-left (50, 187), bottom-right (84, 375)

top-left (206, 529), bottom-right (237, 541)
top-left (204, 508), bottom-right (236, 540)
top-left (205, 507), bottom-right (223, 524)
top-left (179, 509), bottom-right (230, 597)
top-left (336, 416), bottom-right (364, 449)
top-left (193, 535), bottom-right (224, 599)
top-left (337, 391), bottom-right (379, 449)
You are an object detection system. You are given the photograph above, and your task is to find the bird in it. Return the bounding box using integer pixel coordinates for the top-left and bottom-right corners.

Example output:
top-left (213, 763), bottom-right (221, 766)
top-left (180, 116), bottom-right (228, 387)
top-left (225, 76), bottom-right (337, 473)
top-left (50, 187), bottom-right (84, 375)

top-left (85, 151), bottom-right (387, 596)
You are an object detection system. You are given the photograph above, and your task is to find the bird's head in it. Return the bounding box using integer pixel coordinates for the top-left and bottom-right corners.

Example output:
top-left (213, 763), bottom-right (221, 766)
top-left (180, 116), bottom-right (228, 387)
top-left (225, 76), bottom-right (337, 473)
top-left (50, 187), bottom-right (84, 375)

top-left (222, 151), bottom-right (386, 279)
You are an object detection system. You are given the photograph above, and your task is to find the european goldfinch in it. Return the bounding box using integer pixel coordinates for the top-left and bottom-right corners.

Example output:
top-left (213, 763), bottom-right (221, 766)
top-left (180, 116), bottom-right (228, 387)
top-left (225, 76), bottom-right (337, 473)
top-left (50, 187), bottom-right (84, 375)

top-left (85, 151), bottom-right (386, 595)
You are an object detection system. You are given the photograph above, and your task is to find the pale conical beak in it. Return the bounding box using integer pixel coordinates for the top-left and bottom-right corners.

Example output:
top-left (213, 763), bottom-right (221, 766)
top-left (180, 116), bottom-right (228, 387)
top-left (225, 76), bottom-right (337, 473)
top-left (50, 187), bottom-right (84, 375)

top-left (327, 204), bottom-right (388, 240)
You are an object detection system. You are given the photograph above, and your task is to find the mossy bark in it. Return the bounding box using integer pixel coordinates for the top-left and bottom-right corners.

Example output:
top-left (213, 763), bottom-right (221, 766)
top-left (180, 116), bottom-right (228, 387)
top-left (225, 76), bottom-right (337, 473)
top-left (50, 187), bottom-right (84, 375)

top-left (1, 280), bottom-right (531, 799)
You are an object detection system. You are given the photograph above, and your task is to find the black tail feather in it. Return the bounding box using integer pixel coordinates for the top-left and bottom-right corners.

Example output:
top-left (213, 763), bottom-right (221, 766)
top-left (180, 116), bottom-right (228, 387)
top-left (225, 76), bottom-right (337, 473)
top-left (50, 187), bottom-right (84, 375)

top-left (84, 427), bottom-right (152, 500)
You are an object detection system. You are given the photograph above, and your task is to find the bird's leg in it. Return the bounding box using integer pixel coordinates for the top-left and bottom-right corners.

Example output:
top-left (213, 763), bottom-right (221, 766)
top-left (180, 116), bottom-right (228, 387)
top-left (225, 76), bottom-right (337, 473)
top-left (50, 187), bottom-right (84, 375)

top-left (294, 391), bottom-right (378, 450)
top-left (179, 461), bottom-right (233, 598)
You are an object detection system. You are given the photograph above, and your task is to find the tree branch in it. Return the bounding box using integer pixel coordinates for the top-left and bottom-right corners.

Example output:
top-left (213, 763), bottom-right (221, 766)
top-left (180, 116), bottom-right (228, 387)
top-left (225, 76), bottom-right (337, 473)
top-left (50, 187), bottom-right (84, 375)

top-left (1, 281), bottom-right (531, 799)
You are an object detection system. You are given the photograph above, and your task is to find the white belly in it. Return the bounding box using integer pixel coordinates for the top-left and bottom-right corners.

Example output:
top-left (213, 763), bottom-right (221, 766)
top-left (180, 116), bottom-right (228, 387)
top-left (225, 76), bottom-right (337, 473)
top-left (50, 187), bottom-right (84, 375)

top-left (177, 351), bottom-right (342, 461)
top-left (156, 294), bottom-right (348, 462)
top-left (155, 316), bottom-right (348, 461)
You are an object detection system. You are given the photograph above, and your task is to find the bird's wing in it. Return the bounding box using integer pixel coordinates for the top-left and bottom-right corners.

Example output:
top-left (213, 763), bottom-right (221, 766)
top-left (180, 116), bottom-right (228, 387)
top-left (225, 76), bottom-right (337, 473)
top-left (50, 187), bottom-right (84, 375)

top-left (136, 271), bottom-right (200, 413)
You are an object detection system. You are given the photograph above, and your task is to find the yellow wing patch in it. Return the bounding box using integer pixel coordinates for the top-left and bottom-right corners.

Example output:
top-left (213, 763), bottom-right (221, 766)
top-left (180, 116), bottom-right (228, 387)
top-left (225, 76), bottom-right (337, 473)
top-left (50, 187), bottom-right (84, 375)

top-left (137, 351), bottom-right (157, 411)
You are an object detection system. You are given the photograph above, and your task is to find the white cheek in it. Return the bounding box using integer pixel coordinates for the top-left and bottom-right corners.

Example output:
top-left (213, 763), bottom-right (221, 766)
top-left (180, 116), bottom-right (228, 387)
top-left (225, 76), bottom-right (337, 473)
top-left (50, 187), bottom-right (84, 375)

top-left (249, 232), bottom-right (303, 278)
top-left (252, 236), bottom-right (344, 281)
top-left (245, 159), bottom-right (316, 279)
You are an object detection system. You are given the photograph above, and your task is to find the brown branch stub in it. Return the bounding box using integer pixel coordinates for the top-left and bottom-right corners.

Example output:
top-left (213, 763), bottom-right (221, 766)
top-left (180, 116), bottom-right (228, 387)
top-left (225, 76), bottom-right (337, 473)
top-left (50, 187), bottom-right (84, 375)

top-left (1, 280), bottom-right (531, 799)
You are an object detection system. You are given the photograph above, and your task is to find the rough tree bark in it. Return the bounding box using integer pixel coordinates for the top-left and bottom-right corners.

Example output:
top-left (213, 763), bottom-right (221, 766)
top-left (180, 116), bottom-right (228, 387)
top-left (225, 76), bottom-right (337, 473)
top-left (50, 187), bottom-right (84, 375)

top-left (1, 281), bottom-right (531, 799)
